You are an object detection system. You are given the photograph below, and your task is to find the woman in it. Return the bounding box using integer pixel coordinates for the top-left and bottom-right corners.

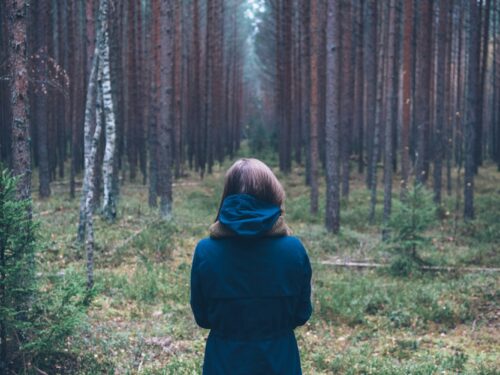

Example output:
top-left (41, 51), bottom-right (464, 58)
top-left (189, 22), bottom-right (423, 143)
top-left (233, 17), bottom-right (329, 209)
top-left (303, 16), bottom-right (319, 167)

top-left (190, 158), bottom-right (313, 375)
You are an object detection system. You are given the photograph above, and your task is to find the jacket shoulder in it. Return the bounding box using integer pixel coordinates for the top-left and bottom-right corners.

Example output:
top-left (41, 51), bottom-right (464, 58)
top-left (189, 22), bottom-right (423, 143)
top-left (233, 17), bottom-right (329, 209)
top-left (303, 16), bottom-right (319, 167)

top-left (278, 235), bottom-right (307, 253)
top-left (194, 237), bottom-right (216, 257)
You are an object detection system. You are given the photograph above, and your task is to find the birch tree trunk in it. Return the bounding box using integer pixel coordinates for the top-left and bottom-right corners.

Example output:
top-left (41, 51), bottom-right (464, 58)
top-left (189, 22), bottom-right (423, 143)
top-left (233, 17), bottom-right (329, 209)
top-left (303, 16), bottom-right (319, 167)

top-left (78, 0), bottom-right (104, 242)
top-left (85, 63), bottom-right (104, 290)
top-left (77, 49), bottom-right (99, 243)
top-left (100, 0), bottom-right (117, 223)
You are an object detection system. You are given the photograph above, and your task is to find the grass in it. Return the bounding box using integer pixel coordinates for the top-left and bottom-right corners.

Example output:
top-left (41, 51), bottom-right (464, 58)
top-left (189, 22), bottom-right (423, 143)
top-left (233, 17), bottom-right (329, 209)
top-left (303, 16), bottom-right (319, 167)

top-left (31, 156), bottom-right (500, 374)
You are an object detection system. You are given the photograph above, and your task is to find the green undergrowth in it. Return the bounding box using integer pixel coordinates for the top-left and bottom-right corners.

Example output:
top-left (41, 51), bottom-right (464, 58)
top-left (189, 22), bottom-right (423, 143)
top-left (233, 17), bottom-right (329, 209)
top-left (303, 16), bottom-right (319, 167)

top-left (30, 159), bottom-right (500, 374)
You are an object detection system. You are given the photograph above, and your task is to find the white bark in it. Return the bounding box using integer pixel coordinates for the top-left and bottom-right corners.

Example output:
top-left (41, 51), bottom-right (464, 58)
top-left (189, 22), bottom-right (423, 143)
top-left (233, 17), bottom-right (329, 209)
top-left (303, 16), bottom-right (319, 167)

top-left (77, 46), bottom-right (99, 243)
top-left (85, 64), bottom-right (104, 289)
top-left (100, 1), bottom-right (117, 222)
top-left (78, 0), bottom-right (108, 289)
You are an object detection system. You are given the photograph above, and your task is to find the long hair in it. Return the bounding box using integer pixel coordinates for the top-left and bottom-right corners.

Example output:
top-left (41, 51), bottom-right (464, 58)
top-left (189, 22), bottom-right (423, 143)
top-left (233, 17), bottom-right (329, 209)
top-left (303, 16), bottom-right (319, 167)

top-left (215, 158), bottom-right (286, 221)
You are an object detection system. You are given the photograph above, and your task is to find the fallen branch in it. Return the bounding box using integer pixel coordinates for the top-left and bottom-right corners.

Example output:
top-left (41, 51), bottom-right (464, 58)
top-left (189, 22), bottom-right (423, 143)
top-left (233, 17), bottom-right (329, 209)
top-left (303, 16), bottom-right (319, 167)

top-left (317, 260), bottom-right (500, 273)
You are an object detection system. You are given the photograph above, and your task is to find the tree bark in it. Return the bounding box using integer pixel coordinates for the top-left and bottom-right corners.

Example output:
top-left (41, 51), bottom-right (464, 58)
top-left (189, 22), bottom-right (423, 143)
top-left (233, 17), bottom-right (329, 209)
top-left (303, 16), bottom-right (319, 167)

top-left (383, 0), bottom-right (398, 237)
top-left (415, 0), bottom-right (433, 185)
top-left (364, 0), bottom-right (377, 190)
top-left (325, 0), bottom-right (341, 233)
top-left (464, 0), bottom-right (479, 220)
top-left (309, 0), bottom-right (320, 215)
top-left (157, 0), bottom-right (173, 219)
top-left (34, 0), bottom-right (51, 198)
top-left (100, 0), bottom-right (117, 222)
top-left (8, 0), bottom-right (31, 202)
top-left (433, 0), bottom-right (450, 204)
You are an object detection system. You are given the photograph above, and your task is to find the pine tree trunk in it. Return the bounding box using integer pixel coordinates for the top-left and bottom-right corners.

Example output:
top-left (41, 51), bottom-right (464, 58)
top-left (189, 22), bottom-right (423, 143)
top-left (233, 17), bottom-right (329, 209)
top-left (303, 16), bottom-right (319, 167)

top-left (8, 0), bottom-right (31, 202)
top-left (149, 0), bottom-right (161, 208)
top-left (325, 0), bottom-right (341, 233)
top-left (433, 0), bottom-right (450, 204)
top-left (369, 0), bottom-right (387, 224)
top-left (340, 0), bottom-right (353, 199)
top-left (34, 0), bottom-right (51, 198)
top-left (464, 0), bottom-right (479, 220)
top-left (383, 0), bottom-right (398, 237)
top-left (415, 0), bottom-right (432, 184)
top-left (309, 0), bottom-right (320, 215)
top-left (354, 0), bottom-right (364, 175)
top-left (173, 0), bottom-right (183, 178)
top-left (158, 0), bottom-right (173, 219)
top-left (401, 0), bottom-right (413, 198)
top-left (475, 0), bottom-right (491, 171)
top-left (364, 0), bottom-right (377, 190)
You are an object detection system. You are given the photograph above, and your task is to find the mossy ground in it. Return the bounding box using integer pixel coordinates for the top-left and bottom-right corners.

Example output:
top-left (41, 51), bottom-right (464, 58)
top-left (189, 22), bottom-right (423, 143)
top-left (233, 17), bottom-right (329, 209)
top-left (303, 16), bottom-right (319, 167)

top-left (32, 154), bottom-right (499, 374)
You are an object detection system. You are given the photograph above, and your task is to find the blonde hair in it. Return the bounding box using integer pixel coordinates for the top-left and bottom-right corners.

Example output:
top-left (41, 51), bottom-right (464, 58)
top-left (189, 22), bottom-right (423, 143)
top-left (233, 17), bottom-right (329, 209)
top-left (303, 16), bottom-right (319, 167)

top-left (216, 158), bottom-right (286, 220)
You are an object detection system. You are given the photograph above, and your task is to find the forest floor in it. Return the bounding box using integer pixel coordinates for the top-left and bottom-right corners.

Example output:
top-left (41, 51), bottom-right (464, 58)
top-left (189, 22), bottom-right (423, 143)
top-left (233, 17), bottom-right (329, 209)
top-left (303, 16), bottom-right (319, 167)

top-left (33, 152), bottom-right (499, 374)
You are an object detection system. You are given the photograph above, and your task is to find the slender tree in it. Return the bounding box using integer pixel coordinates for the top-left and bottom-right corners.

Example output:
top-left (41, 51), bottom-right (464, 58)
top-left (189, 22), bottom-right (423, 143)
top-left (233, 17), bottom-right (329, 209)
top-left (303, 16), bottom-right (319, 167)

top-left (325, 0), bottom-right (341, 233)
top-left (309, 0), bottom-right (320, 215)
top-left (100, 0), bottom-right (117, 222)
top-left (464, 0), bottom-right (479, 220)
top-left (157, 0), bottom-right (174, 219)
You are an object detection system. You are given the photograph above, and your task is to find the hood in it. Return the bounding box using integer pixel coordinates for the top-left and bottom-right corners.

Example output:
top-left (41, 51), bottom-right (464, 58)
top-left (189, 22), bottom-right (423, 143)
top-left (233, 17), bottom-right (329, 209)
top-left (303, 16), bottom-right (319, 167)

top-left (218, 194), bottom-right (281, 237)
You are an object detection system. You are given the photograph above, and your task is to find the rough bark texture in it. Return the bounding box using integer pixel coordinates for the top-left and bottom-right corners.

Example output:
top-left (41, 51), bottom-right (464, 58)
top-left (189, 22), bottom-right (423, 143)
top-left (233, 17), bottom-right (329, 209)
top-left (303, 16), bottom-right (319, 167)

top-left (325, 0), bottom-right (341, 233)
top-left (34, 0), bottom-right (50, 198)
top-left (383, 0), bottom-right (398, 236)
top-left (400, 0), bottom-right (413, 198)
top-left (415, 0), bottom-right (432, 184)
top-left (8, 0), bottom-right (31, 202)
top-left (309, 0), bottom-right (320, 215)
top-left (433, 0), bottom-right (450, 203)
top-left (85, 63), bottom-right (104, 290)
top-left (100, 0), bottom-right (117, 222)
top-left (364, 0), bottom-right (377, 190)
top-left (158, 0), bottom-right (173, 219)
top-left (464, 0), bottom-right (479, 220)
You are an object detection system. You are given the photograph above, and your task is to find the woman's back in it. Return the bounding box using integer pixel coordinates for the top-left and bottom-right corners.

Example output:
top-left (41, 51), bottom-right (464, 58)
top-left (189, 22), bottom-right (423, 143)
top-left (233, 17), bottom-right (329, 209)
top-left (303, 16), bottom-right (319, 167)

top-left (191, 192), bottom-right (312, 375)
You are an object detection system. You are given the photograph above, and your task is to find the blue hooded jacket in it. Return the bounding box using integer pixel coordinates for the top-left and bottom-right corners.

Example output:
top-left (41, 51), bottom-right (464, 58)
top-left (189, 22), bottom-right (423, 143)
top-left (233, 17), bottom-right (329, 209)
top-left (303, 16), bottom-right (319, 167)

top-left (190, 194), bottom-right (313, 375)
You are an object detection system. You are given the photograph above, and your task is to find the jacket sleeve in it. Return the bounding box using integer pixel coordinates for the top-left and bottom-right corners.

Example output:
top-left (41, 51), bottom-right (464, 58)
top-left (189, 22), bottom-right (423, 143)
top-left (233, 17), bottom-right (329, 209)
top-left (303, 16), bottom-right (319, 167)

top-left (294, 249), bottom-right (313, 328)
top-left (190, 244), bottom-right (211, 329)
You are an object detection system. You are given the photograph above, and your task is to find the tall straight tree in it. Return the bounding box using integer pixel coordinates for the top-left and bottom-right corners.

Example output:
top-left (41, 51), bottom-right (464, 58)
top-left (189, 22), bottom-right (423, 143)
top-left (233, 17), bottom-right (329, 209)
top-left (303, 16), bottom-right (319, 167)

top-left (433, 0), bottom-right (451, 203)
top-left (464, 0), bottom-right (480, 220)
top-left (340, 0), bottom-right (353, 198)
top-left (7, 0), bottom-right (31, 202)
top-left (157, 0), bottom-right (174, 219)
top-left (325, 0), bottom-right (341, 233)
top-left (149, 0), bottom-right (161, 208)
top-left (100, 0), bottom-right (117, 222)
top-left (369, 0), bottom-right (387, 223)
top-left (401, 0), bottom-right (413, 198)
top-left (415, 0), bottom-right (433, 184)
top-left (475, 0), bottom-right (491, 170)
top-left (364, 0), bottom-right (377, 190)
top-left (33, 0), bottom-right (50, 198)
top-left (309, 0), bottom-right (320, 215)
top-left (383, 0), bottom-right (398, 236)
